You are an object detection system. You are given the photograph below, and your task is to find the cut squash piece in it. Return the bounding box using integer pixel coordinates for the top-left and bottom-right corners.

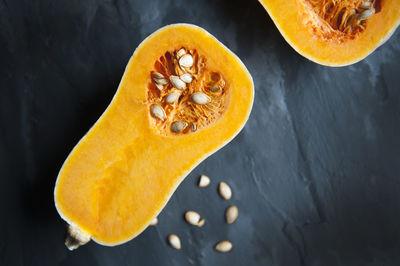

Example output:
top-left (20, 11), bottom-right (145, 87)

top-left (258, 0), bottom-right (400, 66)
top-left (54, 23), bottom-right (254, 248)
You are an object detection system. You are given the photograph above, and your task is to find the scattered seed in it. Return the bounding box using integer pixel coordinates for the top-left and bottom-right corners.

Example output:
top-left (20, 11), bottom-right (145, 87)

top-left (149, 217), bottom-right (158, 226)
top-left (180, 73), bottom-right (193, 83)
top-left (165, 91), bottom-right (181, 103)
top-left (225, 206), bottom-right (238, 224)
top-left (170, 75), bottom-right (186, 90)
top-left (215, 241), bottom-right (232, 253)
top-left (168, 234), bottom-right (181, 250)
top-left (198, 174), bottom-right (210, 187)
top-left (197, 218), bottom-right (205, 227)
top-left (219, 182), bottom-right (232, 200)
top-left (191, 92), bottom-right (211, 105)
top-left (358, 7), bottom-right (375, 21)
top-left (179, 54), bottom-right (194, 68)
top-left (190, 123), bottom-right (197, 132)
top-left (176, 48), bottom-right (186, 59)
top-left (171, 121), bottom-right (188, 133)
top-left (185, 211), bottom-right (204, 226)
top-left (150, 104), bottom-right (166, 121)
top-left (209, 85), bottom-right (220, 92)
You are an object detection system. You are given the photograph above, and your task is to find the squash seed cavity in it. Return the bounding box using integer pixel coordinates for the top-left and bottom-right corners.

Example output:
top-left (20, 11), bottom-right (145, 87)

top-left (147, 47), bottom-right (228, 135)
top-left (298, 0), bottom-right (379, 42)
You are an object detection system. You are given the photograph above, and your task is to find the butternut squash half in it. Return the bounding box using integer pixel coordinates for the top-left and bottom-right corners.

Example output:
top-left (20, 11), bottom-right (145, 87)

top-left (258, 0), bottom-right (400, 66)
top-left (54, 24), bottom-right (254, 249)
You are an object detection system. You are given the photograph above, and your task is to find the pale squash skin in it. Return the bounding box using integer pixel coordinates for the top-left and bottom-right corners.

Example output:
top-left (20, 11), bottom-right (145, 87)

top-left (54, 24), bottom-right (254, 246)
top-left (258, 0), bottom-right (400, 66)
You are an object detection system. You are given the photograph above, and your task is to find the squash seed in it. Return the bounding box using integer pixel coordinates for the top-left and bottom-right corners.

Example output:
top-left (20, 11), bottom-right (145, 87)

top-left (149, 217), bottom-right (158, 226)
top-left (360, 1), bottom-right (372, 9)
top-left (209, 85), bottom-right (220, 92)
top-left (215, 240), bottom-right (232, 253)
top-left (198, 174), bottom-right (210, 187)
top-left (179, 54), bottom-right (194, 68)
top-left (218, 182), bottom-right (232, 200)
top-left (185, 211), bottom-right (204, 227)
top-left (165, 91), bottom-right (181, 103)
top-left (190, 123), bottom-right (197, 132)
top-left (152, 72), bottom-right (165, 79)
top-left (176, 48), bottom-right (186, 59)
top-left (168, 234), bottom-right (181, 250)
top-left (358, 7), bottom-right (375, 21)
top-left (171, 121), bottom-right (188, 133)
top-left (180, 73), bottom-right (193, 83)
top-left (225, 206), bottom-right (238, 224)
top-left (191, 92), bottom-right (211, 105)
top-left (170, 75), bottom-right (186, 90)
top-left (155, 83), bottom-right (164, 91)
top-left (150, 104), bottom-right (166, 121)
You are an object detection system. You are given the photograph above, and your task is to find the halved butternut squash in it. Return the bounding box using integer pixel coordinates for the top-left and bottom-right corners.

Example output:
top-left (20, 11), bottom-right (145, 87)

top-left (258, 0), bottom-right (400, 66)
top-left (54, 23), bottom-right (254, 249)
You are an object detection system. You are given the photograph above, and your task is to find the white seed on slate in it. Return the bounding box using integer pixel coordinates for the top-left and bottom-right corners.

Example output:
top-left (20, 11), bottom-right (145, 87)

top-left (198, 175), bottom-right (210, 187)
top-left (215, 241), bottom-right (232, 253)
top-left (171, 121), bottom-right (188, 133)
top-left (179, 54), bottom-right (194, 68)
top-left (185, 211), bottom-right (204, 226)
top-left (149, 217), bottom-right (158, 226)
top-left (170, 75), bottom-right (186, 90)
top-left (197, 218), bottom-right (205, 227)
top-left (218, 182), bottom-right (232, 200)
top-left (150, 104), bottom-right (166, 121)
top-left (225, 206), bottom-right (238, 224)
top-left (168, 234), bottom-right (181, 250)
top-left (191, 92), bottom-right (211, 105)
top-left (165, 91), bottom-right (181, 103)
top-left (180, 73), bottom-right (193, 83)
top-left (176, 48), bottom-right (186, 59)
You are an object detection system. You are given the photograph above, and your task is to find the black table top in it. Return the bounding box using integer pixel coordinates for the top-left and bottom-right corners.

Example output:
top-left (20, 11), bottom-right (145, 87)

top-left (1, 0), bottom-right (400, 265)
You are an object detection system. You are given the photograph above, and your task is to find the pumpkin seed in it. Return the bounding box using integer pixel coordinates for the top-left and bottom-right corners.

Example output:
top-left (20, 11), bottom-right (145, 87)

top-left (179, 54), bottom-right (194, 68)
top-left (209, 85), bottom-right (220, 92)
top-left (180, 73), bottom-right (193, 83)
top-left (168, 234), bottom-right (181, 250)
top-left (165, 91), bottom-right (181, 103)
top-left (358, 7), bottom-right (375, 21)
top-left (185, 211), bottom-right (204, 226)
top-left (154, 83), bottom-right (164, 91)
top-left (176, 48), bottom-right (186, 59)
top-left (225, 206), bottom-right (238, 224)
top-left (191, 92), bottom-right (211, 104)
top-left (171, 121), bottom-right (188, 133)
top-left (218, 182), bottom-right (232, 200)
top-left (150, 104), bottom-right (166, 121)
top-left (149, 217), bottom-right (158, 226)
top-left (190, 123), bottom-right (197, 132)
top-left (360, 1), bottom-right (372, 9)
top-left (198, 174), bottom-right (210, 187)
top-left (152, 72), bottom-right (165, 79)
top-left (215, 241), bottom-right (232, 253)
top-left (170, 75), bottom-right (186, 90)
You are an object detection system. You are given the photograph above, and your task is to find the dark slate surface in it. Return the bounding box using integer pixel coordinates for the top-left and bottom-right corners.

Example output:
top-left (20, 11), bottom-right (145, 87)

top-left (1, 0), bottom-right (400, 265)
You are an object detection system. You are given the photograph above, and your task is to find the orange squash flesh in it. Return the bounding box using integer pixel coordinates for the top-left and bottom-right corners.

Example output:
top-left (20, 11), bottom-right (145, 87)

top-left (54, 24), bottom-right (254, 246)
top-left (258, 0), bottom-right (400, 66)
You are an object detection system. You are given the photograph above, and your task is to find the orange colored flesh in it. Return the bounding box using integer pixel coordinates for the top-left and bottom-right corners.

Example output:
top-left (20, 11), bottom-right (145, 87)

top-left (54, 24), bottom-right (254, 246)
top-left (258, 0), bottom-right (400, 66)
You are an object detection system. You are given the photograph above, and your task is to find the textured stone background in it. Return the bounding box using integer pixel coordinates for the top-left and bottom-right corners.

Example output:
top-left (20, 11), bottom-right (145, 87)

top-left (1, 0), bottom-right (400, 265)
